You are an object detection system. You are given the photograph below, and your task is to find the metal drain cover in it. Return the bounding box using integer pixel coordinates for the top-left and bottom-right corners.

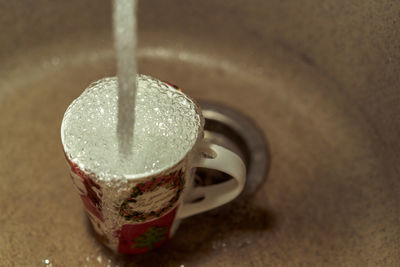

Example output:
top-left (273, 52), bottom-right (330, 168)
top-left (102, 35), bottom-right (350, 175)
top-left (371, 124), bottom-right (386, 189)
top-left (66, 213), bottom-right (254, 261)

top-left (196, 100), bottom-right (270, 197)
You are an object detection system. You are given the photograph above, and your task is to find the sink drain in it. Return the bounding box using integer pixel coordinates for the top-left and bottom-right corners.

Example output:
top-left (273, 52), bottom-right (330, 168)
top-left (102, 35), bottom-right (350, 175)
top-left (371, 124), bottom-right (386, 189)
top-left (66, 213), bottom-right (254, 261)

top-left (196, 100), bottom-right (270, 197)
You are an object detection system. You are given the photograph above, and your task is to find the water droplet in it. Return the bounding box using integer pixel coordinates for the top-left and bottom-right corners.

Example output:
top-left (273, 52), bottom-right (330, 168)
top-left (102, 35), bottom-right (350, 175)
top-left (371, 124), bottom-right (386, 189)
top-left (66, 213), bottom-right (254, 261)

top-left (42, 259), bottom-right (52, 267)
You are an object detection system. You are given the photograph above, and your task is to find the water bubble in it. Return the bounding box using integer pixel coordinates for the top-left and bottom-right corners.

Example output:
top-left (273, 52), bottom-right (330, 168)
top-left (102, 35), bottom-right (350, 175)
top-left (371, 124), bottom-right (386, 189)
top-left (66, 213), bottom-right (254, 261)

top-left (42, 259), bottom-right (52, 267)
top-left (62, 75), bottom-right (202, 180)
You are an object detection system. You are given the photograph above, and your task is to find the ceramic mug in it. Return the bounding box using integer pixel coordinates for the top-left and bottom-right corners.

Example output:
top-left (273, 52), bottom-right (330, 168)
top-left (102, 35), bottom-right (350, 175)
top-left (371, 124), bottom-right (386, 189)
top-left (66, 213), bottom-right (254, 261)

top-left (61, 76), bottom-right (246, 254)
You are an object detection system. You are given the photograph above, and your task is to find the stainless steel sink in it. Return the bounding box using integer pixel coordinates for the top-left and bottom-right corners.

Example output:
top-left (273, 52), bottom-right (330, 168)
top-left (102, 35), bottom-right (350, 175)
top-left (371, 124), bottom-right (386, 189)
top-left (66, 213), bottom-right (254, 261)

top-left (1, 0), bottom-right (399, 266)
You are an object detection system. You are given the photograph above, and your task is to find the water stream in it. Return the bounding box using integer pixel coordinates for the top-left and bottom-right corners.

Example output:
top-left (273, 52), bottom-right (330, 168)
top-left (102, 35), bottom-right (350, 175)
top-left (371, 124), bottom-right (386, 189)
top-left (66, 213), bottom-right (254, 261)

top-left (113, 0), bottom-right (138, 157)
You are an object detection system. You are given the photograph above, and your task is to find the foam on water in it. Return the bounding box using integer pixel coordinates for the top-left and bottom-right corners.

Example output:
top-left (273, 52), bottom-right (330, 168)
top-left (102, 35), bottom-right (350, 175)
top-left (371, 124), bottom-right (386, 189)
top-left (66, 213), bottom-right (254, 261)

top-left (62, 75), bottom-right (202, 180)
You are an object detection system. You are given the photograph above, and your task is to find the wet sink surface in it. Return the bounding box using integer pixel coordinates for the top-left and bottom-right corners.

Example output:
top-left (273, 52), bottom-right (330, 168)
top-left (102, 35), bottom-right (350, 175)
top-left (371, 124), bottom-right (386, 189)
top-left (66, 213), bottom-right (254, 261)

top-left (0, 39), bottom-right (398, 266)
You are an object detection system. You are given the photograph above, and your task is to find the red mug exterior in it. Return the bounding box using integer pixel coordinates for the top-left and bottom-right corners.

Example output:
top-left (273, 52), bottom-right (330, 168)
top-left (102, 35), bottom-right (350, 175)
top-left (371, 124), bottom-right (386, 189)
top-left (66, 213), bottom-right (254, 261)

top-left (65, 155), bottom-right (187, 254)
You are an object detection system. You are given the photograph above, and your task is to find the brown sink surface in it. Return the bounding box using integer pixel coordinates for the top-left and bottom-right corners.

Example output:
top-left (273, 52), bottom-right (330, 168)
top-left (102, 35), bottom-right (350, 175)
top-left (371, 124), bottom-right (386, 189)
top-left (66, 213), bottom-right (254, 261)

top-left (1, 1), bottom-right (399, 266)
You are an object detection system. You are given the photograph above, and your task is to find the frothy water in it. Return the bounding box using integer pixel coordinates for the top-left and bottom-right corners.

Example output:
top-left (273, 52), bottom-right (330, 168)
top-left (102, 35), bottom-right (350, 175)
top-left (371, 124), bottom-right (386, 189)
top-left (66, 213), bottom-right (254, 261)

top-left (62, 75), bottom-right (202, 180)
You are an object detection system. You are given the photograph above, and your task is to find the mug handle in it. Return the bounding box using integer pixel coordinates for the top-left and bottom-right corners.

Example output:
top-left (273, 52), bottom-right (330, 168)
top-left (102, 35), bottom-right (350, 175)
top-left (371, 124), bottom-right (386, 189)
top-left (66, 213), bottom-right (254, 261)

top-left (177, 142), bottom-right (246, 219)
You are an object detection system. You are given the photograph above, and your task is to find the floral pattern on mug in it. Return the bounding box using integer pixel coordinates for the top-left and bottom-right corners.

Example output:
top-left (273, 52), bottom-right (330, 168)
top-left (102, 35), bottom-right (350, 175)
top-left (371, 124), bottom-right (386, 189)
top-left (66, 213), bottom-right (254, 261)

top-left (119, 170), bottom-right (185, 222)
top-left (117, 207), bottom-right (178, 254)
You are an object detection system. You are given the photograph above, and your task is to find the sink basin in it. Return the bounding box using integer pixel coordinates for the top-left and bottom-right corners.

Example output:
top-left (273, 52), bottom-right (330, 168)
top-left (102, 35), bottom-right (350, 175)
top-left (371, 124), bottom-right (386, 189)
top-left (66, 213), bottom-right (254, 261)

top-left (1, 0), bottom-right (399, 266)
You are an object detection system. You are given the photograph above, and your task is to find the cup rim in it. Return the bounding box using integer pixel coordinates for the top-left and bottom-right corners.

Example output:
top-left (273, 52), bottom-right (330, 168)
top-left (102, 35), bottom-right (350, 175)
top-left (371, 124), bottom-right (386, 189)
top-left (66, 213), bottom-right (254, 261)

top-left (60, 74), bottom-right (204, 181)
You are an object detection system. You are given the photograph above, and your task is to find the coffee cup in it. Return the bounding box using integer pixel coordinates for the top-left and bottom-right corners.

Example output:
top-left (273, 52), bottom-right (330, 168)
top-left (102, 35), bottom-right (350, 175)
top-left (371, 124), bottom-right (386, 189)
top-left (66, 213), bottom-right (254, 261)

top-left (60, 75), bottom-right (246, 254)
